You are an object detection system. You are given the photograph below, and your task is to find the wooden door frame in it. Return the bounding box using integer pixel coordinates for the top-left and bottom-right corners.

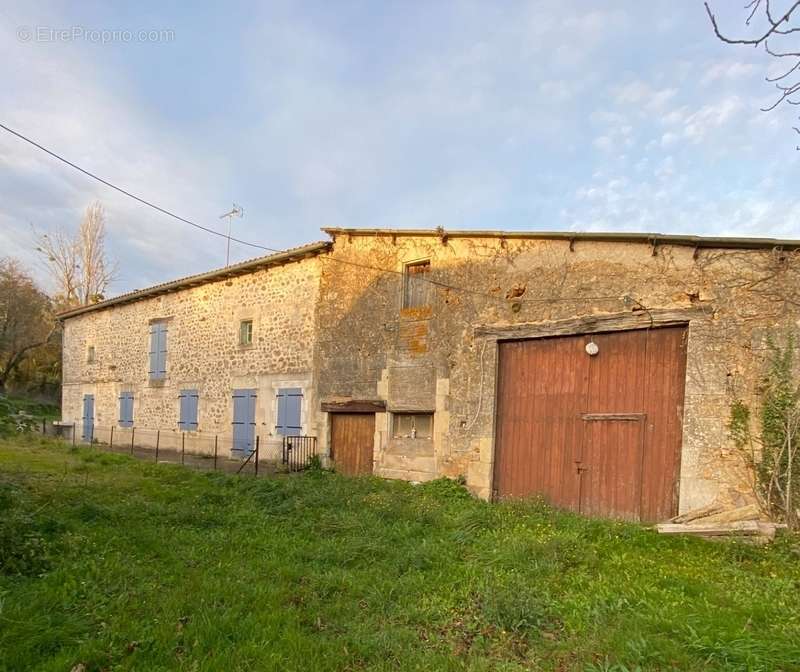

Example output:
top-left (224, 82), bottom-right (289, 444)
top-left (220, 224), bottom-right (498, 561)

top-left (486, 309), bottom-right (699, 506)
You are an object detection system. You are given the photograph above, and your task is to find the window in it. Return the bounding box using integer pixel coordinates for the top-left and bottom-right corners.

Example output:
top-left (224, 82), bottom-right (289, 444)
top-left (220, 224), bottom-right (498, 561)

top-left (178, 389), bottom-right (199, 430)
top-left (148, 321), bottom-right (168, 380)
top-left (276, 388), bottom-right (303, 436)
top-left (118, 391), bottom-right (134, 427)
top-left (239, 319), bottom-right (253, 346)
top-left (392, 413), bottom-right (433, 439)
top-left (403, 260), bottom-right (431, 309)
top-left (87, 346), bottom-right (95, 363)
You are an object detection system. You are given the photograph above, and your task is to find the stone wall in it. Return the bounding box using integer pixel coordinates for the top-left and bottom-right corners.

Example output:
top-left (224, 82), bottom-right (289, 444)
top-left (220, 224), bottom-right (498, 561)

top-left (315, 232), bottom-right (800, 511)
top-left (61, 229), bottom-right (800, 515)
top-left (62, 255), bottom-right (322, 458)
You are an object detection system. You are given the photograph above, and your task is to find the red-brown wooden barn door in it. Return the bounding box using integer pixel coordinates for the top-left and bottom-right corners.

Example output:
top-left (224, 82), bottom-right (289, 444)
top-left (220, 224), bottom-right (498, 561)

top-left (640, 325), bottom-right (688, 521)
top-left (493, 326), bottom-right (687, 522)
top-left (493, 337), bottom-right (587, 507)
top-left (576, 326), bottom-right (687, 521)
top-left (330, 413), bottom-right (375, 476)
top-left (577, 329), bottom-right (649, 521)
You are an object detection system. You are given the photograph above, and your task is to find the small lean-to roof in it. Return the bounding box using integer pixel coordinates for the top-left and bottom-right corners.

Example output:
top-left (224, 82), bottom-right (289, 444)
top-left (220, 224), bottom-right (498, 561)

top-left (321, 227), bottom-right (800, 251)
top-left (57, 240), bottom-right (332, 321)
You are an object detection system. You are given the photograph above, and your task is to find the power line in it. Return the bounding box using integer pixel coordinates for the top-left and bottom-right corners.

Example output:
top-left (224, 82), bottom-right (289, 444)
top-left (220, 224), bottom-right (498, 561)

top-left (317, 254), bottom-right (620, 304)
top-left (0, 122), bottom-right (278, 254)
top-left (1, 121), bottom-right (621, 306)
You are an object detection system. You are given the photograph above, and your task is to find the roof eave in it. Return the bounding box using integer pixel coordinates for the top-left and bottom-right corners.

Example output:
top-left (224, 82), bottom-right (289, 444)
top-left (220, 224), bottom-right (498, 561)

top-left (320, 228), bottom-right (800, 251)
top-left (57, 241), bottom-right (331, 321)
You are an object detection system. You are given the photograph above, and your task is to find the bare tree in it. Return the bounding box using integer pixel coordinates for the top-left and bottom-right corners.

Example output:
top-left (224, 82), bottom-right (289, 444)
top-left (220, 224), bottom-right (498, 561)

top-left (35, 201), bottom-right (117, 309)
top-left (0, 259), bottom-right (56, 393)
top-left (705, 1), bottom-right (800, 148)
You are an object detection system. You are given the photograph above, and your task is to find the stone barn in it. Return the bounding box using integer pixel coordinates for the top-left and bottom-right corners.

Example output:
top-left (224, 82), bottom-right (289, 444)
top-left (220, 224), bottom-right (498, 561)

top-left (60, 228), bottom-right (800, 522)
top-left (314, 229), bottom-right (800, 521)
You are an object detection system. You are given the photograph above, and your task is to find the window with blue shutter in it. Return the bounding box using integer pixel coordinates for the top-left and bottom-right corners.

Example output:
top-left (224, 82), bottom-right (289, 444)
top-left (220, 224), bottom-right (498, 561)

top-left (276, 388), bottom-right (303, 436)
top-left (118, 392), bottom-right (134, 427)
top-left (178, 389), bottom-right (199, 430)
top-left (149, 321), bottom-right (168, 380)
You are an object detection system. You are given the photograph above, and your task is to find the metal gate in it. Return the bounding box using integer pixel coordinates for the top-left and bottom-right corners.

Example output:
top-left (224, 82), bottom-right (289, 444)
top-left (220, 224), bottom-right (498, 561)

top-left (282, 436), bottom-right (317, 471)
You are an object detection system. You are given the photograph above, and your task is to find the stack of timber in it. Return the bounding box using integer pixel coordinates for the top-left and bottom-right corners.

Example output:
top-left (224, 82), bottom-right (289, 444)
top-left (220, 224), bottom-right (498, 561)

top-left (656, 503), bottom-right (784, 543)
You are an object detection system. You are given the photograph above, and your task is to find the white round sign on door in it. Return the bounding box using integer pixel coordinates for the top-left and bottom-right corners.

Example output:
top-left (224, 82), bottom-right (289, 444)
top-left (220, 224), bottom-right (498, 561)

top-left (585, 341), bottom-right (599, 356)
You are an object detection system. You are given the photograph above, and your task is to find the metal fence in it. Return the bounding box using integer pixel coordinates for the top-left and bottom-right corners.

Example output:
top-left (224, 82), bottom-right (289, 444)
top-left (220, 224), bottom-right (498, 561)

top-left (35, 420), bottom-right (318, 476)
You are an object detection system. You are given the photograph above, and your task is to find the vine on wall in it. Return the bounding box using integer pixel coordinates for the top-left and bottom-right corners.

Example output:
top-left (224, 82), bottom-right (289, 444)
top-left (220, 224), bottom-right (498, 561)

top-left (729, 332), bottom-right (800, 529)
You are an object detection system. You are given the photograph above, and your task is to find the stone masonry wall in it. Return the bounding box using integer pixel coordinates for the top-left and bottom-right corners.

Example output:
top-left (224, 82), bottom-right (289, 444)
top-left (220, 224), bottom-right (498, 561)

top-left (62, 256), bottom-right (322, 459)
top-left (315, 233), bottom-right (800, 512)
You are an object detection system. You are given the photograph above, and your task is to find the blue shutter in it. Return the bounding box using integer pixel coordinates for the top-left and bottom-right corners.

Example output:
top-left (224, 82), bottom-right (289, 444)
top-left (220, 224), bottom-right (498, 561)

top-left (187, 391), bottom-right (198, 429)
top-left (82, 395), bottom-right (95, 441)
top-left (149, 325), bottom-right (158, 378)
top-left (276, 391), bottom-right (287, 433)
top-left (149, 322), bottom-right (168, 380)
top-left (179, 389), bottom-right (199, 430)
top-left (119, 392), bottom-right (134, 427)
top-left (232, 389), bottom-right (257, 453)
top-left (276, 388), bottom-right (302, 436)
top-left (157, 323), bottom-right (168, 377)
top-left (178, 390), bottom-right (187, 429)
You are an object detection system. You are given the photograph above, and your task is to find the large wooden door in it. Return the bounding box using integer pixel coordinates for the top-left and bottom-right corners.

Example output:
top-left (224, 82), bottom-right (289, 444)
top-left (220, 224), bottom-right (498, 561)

top-left (330, 413), bottom-right (375, 476)
top-left (493, 326), bottom-right (687, 522)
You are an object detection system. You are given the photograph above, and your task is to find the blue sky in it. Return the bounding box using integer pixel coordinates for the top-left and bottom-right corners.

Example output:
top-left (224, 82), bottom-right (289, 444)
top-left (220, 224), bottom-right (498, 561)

top-left (1, 1), bottom-right (798, 296)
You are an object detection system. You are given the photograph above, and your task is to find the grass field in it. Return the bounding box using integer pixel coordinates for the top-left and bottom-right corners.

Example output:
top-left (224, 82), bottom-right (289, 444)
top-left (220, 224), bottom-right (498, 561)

top-left (1, 436), bottom-right (799, 672)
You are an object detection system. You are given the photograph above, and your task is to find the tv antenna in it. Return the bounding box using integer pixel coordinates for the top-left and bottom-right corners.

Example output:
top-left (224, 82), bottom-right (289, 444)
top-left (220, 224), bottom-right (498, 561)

top-left (219, 204), bottom-right (244, 266)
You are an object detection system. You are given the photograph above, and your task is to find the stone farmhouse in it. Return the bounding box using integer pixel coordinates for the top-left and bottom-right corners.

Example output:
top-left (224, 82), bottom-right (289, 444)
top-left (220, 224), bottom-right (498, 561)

top-left (59, 228), bottom-right (800, 522)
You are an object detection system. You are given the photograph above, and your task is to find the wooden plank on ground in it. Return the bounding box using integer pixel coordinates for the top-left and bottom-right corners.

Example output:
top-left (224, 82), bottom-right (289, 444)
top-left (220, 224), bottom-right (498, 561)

top-left (669, 503), bottom-right (724, 524)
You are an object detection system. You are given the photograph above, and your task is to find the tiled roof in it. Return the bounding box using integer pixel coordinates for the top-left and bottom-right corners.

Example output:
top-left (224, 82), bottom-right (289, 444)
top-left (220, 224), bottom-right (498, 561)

top-left (58, 240), bottom-right (331, 320)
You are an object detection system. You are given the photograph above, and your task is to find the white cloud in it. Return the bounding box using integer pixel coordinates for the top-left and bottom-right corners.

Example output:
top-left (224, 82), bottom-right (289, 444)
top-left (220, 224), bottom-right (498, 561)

top-left (683, 97), bottom-right (744, 143)
top-left (593, 136), bottom-right (614, 151)
top-left (701, 60), bottom-right (757, 85)
top-left (615, 81), bottom-right (677, 111)
top-left (660, 132), bottom-right (678, 147)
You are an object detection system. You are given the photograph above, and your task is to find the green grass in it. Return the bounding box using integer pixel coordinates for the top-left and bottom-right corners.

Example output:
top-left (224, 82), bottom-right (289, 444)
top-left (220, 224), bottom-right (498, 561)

top-left (1, 436), bottom-right (799, 672)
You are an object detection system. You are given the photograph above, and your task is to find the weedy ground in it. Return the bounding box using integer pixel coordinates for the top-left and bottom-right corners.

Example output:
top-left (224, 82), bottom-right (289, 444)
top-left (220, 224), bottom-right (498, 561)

top-left (1, 435), bottom-right (799, 672)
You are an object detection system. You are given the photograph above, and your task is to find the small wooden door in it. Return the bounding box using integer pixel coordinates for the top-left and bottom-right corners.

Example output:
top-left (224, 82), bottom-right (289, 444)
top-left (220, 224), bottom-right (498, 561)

top-left (579, 414), bottom-right (646, 521)
top-left (232, 389), bottom-right (257, 454)
top-left (330, 413), bottom-right (375, 476)
top-left (82, 394), bottom-right (94, 442)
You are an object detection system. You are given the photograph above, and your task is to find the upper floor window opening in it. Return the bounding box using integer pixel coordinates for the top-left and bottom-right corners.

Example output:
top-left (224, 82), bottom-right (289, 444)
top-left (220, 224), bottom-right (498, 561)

top-left (403, 260), bottom-right (431, 309)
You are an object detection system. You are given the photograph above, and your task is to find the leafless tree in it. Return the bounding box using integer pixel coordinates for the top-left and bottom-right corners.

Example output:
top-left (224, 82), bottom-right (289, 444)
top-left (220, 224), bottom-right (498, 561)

top-left (34, 201), bottom-right (117, 309)
top-left (705, 1), bottom-right (800, 148)
top-left (0, 259), bottom-right (56, 393)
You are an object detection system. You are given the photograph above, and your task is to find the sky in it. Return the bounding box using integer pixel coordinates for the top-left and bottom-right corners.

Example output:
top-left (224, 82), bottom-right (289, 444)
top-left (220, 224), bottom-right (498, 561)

top-left (1, 1), bottom-right (798, 296)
